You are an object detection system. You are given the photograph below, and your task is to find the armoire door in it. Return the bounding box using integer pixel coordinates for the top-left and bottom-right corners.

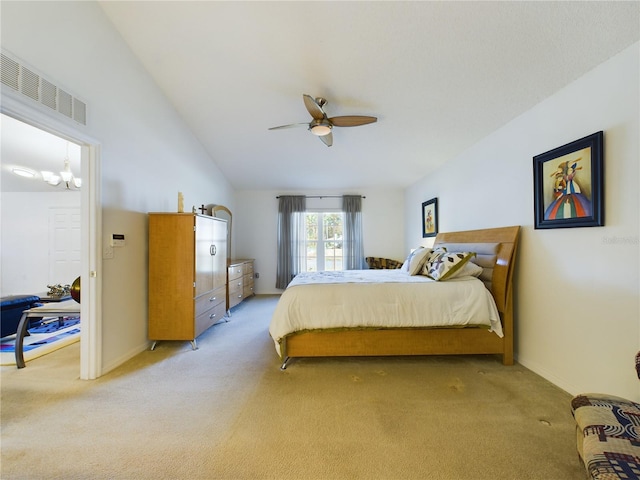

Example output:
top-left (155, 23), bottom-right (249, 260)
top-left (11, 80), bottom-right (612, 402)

top-left (211, 218), bottom-right (227, 290)
top-left (195, 215), bottom-right (214, 297)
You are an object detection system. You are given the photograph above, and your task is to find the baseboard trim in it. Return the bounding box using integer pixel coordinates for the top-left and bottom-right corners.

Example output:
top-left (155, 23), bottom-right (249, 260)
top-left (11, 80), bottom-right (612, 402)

top-left (100, 342), bottom-right (150, 376)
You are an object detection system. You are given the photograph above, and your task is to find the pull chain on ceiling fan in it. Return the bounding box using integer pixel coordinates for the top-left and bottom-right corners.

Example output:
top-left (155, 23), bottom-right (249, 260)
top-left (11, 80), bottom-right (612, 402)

top-left (269, 94), bottom-right (377, 147)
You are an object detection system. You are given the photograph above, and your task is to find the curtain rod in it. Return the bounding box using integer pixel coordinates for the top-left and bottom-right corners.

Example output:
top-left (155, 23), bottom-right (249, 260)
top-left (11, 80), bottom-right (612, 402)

top-left (275, 195), bottom-right (366, 199)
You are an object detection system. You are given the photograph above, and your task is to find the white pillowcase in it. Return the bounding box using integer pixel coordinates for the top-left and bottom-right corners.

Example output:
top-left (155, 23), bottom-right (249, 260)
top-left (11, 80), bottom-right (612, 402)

top-left (401, 247), bottom-right (432, 275)
top-left (447, 260), bottom-right (483, 279)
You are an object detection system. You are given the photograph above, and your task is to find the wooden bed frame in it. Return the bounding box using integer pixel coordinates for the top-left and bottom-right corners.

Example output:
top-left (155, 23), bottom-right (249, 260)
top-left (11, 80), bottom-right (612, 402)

top-left (280, 225), bottom-right (520, 368)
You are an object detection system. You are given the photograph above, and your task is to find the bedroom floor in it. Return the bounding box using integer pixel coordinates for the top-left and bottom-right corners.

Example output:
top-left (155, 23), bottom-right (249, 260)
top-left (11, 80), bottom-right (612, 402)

top-left (1, 295), bottom-right (586, 479)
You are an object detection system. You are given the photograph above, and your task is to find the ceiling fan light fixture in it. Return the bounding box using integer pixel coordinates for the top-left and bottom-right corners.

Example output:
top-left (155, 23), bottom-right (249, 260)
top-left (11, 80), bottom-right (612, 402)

top-left (310, 124), bottom-right (332, 136)
top-left (269, 94), bottom-right (376, 146)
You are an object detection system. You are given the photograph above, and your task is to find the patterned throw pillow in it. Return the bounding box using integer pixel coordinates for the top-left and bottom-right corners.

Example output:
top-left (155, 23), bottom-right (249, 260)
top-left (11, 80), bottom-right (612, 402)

top-left (422, 248), bottom-right (476, 281)
top-left (447, 260), bottom-right (483, 279)
top-left (401, 247), bottom-right (432, 275)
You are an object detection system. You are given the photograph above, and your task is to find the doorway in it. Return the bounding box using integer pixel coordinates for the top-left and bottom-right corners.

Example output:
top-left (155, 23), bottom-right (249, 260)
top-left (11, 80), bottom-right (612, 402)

top-left (0, 106), bottom-right (102, 379)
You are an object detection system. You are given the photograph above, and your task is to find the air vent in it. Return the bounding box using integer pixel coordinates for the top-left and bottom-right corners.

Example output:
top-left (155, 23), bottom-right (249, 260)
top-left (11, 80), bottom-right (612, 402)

top-left (1, 51), bottom-right (87, 126)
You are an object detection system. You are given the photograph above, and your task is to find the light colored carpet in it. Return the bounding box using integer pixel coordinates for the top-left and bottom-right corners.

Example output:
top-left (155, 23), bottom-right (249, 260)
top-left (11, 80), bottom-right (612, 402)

top-left (0, 295), bottom-right (586, 479)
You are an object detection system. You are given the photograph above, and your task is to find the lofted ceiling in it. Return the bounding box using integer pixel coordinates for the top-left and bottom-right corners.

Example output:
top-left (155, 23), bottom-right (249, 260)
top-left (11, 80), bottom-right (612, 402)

top-left (2, 2), bottom-right (638, 194)
top-left (98, 1), bottom-right (639, 191)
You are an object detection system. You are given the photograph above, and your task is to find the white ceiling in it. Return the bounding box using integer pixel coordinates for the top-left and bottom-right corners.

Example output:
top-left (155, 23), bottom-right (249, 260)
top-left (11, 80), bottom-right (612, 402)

top-left (1, 114), bottom-right (82, 193)
top-left (98, 1), bottom-right (638, 191)
top-left (2, 2), bottom-right (638, 194)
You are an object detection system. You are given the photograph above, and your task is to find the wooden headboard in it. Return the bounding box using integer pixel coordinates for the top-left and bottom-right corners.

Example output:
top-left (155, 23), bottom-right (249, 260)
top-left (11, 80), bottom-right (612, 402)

top-left (433, 226), bottom-right (520, 315)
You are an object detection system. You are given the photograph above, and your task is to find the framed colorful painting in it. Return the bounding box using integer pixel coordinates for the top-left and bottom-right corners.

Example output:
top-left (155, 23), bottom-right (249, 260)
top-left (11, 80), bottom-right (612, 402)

top-left (533, 131), bottom-right (604, 229)
top-left (422, 197), bottom-right (438, 238)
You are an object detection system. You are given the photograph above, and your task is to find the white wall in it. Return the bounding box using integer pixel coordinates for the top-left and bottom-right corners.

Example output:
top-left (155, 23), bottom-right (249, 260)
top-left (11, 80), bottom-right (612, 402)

top-left (2, 2), bottom-right (235, 374)
top-left (234, 189), bottom-right (404, 294)
top-left (405, 43), bottom-right (639, 401)
top-left (1, 192), bottom-right (81, 294)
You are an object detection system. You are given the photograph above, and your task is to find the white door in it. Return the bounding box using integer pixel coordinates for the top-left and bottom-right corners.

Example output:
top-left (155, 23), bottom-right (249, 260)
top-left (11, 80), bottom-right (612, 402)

top-left (48, 207), bottom-right (81, 286)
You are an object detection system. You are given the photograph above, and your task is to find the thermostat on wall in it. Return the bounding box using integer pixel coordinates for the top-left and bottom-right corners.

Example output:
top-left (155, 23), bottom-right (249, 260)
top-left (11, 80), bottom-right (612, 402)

top-left (110, 234), bottom-right (126, 247)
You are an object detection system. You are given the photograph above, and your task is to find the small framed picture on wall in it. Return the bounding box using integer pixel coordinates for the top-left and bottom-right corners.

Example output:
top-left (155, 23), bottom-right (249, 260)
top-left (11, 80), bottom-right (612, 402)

top-left (422, 197), bottom-right (438, 238)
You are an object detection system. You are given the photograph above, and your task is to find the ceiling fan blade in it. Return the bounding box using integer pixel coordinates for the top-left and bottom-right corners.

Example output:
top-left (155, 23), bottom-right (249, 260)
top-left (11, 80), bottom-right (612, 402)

top-left (268, 123), bottom-right (309, 130)
top-left (319, 132), bottom-right (333, 147)
top-left (303, 94), bottom-right (325, 120)
top-left (329, 115), bottom-right (377, 127)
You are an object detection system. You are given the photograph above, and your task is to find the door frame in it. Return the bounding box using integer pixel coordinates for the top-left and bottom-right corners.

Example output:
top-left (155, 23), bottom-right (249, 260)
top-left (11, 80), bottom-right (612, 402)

top-left (2, 94), bottom-right (102, 380)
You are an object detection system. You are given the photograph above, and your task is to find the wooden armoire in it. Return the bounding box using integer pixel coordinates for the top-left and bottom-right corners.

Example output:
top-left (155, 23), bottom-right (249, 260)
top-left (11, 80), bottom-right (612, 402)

top-left (148, 213), bottom-right (227, 348)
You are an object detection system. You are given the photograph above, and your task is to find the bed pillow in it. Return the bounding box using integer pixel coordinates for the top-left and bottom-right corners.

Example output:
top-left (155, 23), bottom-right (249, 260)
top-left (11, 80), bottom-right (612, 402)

top-left (422, 249), bottom-right (476, 281)
top-left (435, 242), bottom-right (499, 290)
top-left (401, 247), bottom-right (432, 275)
top-left (447, 260), bottom-right (483, 279)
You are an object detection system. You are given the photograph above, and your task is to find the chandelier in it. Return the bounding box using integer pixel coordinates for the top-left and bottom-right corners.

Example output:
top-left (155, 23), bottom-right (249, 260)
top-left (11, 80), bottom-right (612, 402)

top-left (41, 142), bottom-right (81, 190)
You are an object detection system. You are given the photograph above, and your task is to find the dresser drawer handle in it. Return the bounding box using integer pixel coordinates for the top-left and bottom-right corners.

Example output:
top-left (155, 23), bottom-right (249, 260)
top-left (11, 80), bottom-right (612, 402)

top-left (237, 294), bottom-right (243, 298)
top-left (209, 313), bottom-right (216, 319)
top-left (209, 296), bottom-right (216, 302)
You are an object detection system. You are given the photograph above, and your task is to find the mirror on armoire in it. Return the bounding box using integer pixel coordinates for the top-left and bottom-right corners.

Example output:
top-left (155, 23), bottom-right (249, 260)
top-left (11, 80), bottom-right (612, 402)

top-left (209, 205), bottom-right (232, 264)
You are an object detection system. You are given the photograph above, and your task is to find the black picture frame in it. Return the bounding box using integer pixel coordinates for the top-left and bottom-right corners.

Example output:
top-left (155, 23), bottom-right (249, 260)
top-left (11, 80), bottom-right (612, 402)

top-left (533, 131), bottom-right (604, 229)
top-left (422, 197), bottom-right (438, 238)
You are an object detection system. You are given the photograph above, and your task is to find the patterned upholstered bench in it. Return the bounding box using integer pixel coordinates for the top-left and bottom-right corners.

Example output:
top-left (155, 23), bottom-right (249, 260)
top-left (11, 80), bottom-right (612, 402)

top-left (365, 257), bottom-right (403, 269)
top-left (571, 352), bottom-right (640, 479)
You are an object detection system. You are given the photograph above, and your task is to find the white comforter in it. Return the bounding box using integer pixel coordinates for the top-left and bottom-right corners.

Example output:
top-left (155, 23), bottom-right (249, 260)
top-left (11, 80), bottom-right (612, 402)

top-left (269, 270), bottom-right (502, 356)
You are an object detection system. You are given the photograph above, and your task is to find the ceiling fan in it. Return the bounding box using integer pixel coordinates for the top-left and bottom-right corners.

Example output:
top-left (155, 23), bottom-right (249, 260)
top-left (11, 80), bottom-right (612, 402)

top-left (268, 94), bottom-right (377, 147)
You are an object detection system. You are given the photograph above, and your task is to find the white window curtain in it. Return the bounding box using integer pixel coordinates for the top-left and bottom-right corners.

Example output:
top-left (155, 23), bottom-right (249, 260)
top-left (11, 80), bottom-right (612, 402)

top-left (276, 196), bottom-right (306, 289)
top-left (343, 195), bottom-right (365, 270)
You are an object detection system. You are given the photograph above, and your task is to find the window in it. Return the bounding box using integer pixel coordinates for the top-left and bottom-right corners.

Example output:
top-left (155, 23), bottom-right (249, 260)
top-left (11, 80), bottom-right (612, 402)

top-left (305, 212), bottom-right (344, 271)
top-left (277, 195), bottom-right (363, 287)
